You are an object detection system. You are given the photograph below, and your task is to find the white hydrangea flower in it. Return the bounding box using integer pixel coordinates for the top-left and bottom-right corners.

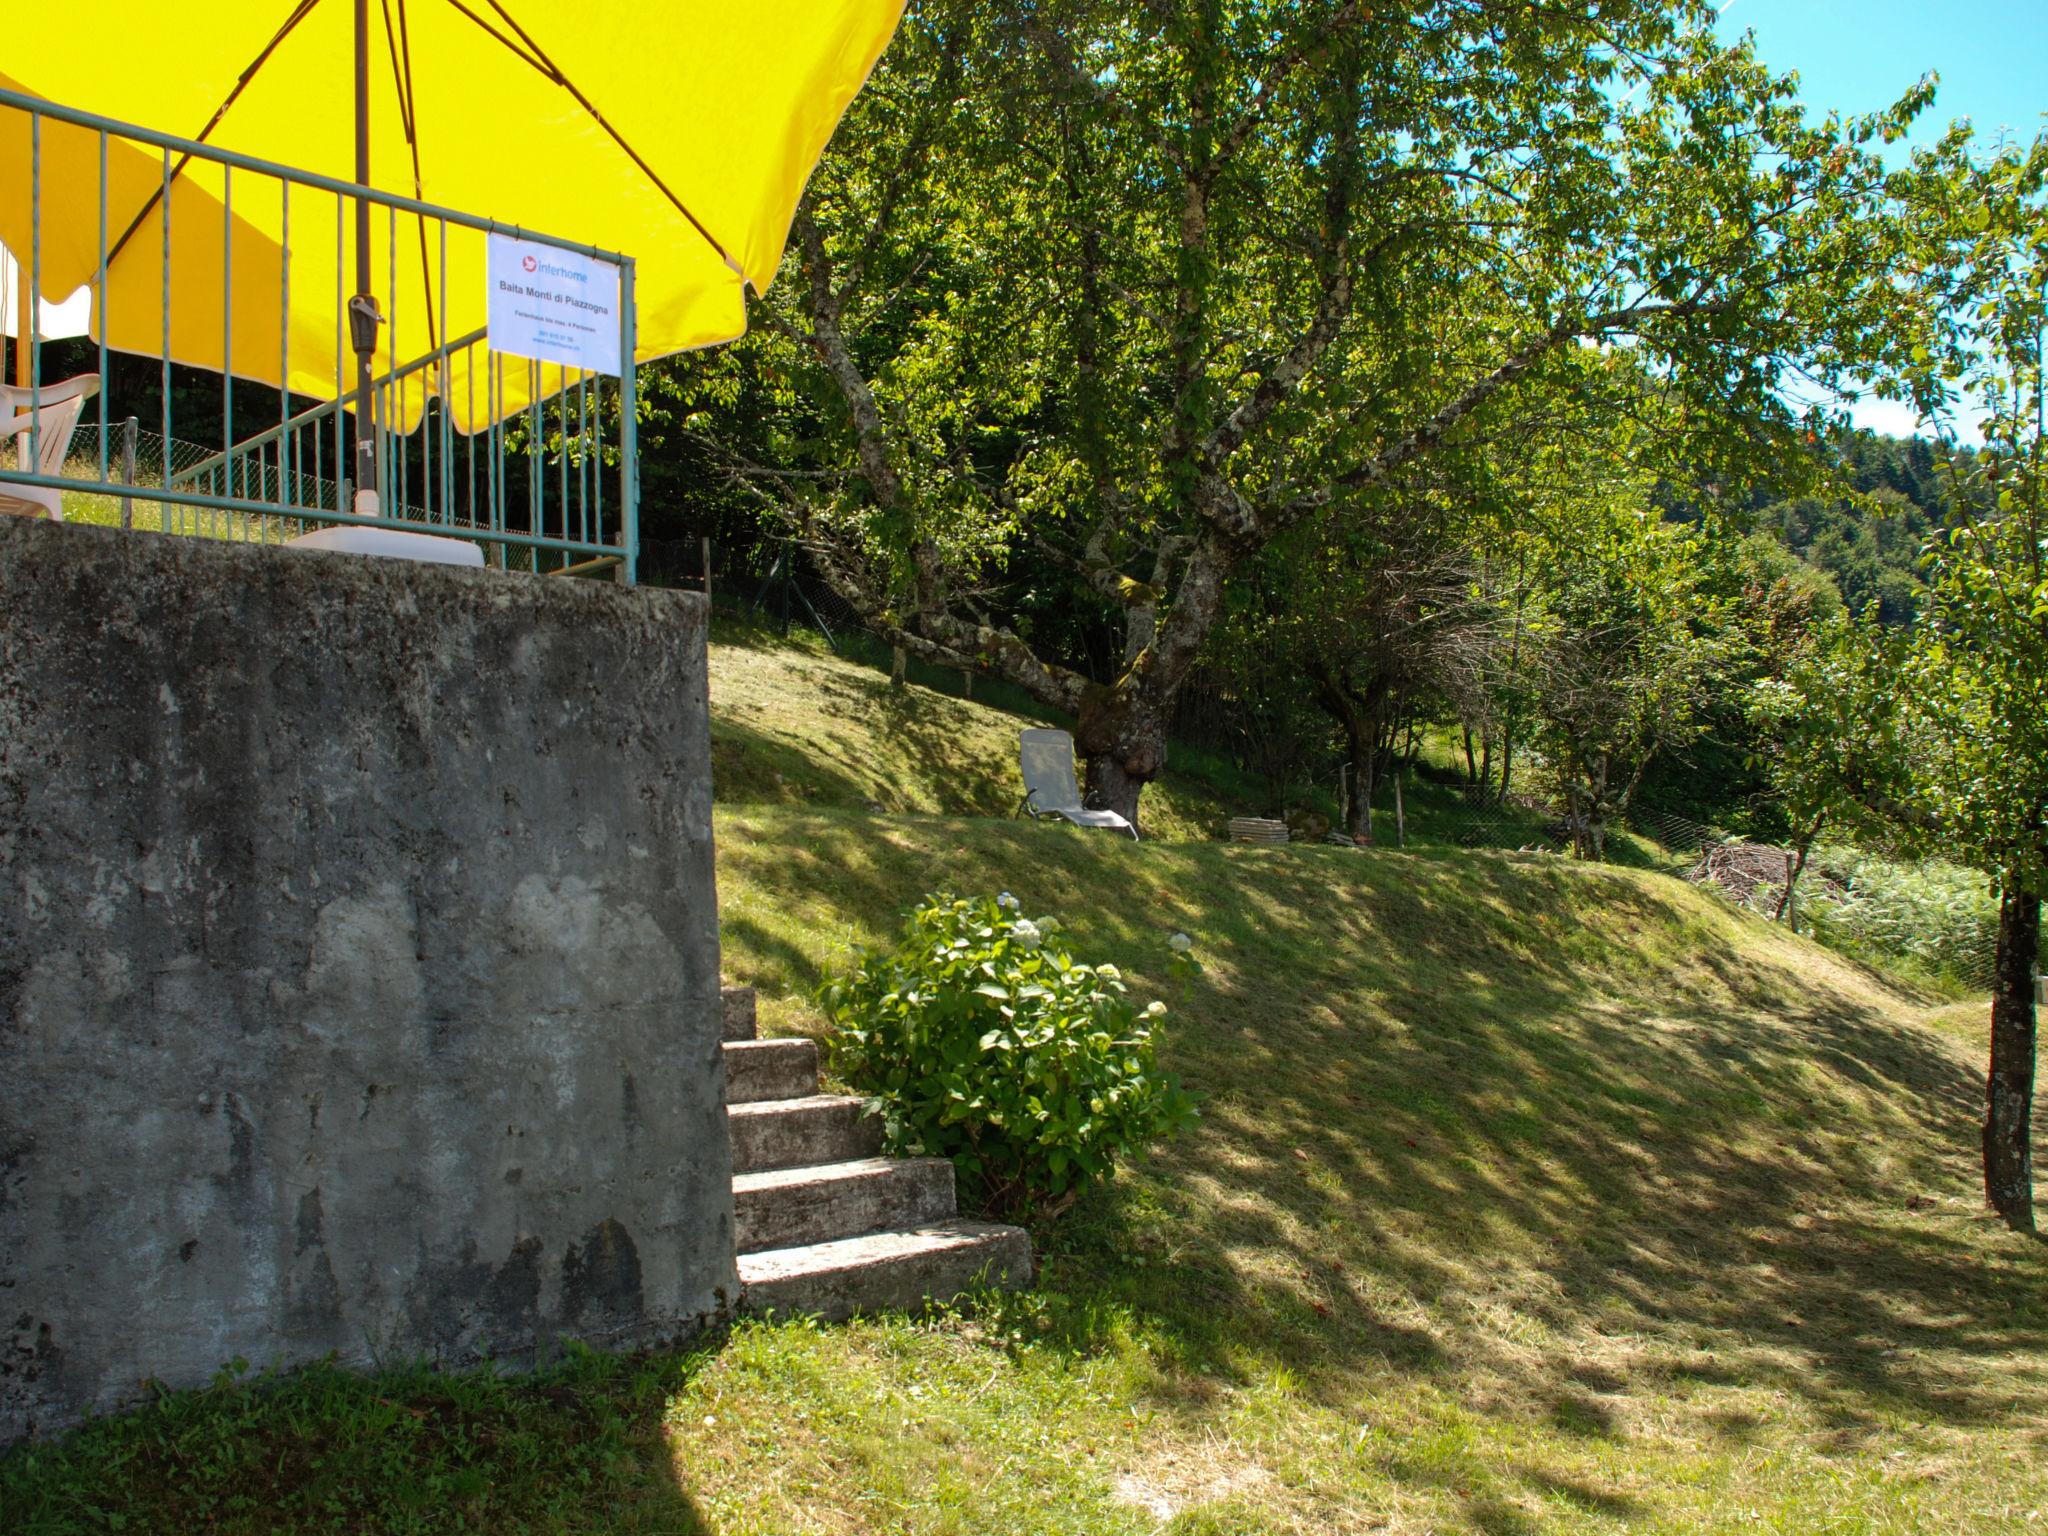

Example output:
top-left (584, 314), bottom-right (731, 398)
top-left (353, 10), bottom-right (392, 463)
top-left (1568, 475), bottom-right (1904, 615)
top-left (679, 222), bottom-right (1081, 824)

top-left (1011, 918), bottom-right (1043, 951)
top-left (1096, 963), bottom-right (1122, 982)
top-left (1145, 1000), bottom-right (1167, 1017)
top-left (997, 891), bottom-right (1020, 911)
top-left (1168, 931), bottom-right (1194, 953)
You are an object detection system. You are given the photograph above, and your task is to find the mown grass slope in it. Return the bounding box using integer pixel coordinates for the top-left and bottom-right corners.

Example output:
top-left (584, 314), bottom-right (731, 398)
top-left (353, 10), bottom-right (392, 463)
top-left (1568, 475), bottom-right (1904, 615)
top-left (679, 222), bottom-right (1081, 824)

top-left (705, 622), bottom-right (1257, 842)
top-left (704, 805), bottom-right (2048, 1534)
top-left (9, 634), bottom-right (2046, 1536)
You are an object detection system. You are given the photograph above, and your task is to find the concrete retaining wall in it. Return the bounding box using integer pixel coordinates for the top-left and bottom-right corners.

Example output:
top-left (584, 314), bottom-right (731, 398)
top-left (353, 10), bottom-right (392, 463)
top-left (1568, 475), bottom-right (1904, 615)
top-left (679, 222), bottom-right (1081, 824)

top-left (0, 518), bottom-right (735, 1443)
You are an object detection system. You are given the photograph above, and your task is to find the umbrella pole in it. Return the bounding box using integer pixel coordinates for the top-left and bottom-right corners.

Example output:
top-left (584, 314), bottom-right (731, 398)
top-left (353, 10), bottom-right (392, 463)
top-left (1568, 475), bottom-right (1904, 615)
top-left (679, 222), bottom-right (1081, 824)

top-left (348, 0), bottom-right (380, 514)
top-left (10, 260), bottom-right (26, 391)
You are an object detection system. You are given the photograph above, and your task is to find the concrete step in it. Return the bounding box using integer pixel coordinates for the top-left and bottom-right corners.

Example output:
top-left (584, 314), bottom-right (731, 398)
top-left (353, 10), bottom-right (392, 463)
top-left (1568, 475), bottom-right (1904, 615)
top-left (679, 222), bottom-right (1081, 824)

top-left (727, 1094), bottom-right (883, 1174)
top-left (722, 1038), bottom-right (820, 1105)
top-left (738, 1220), bottom-right (1033, 1322)
top-left (721, 985), bottom-right (758, 1043)
top-left (733, 1156), bottom-right (956, 1254)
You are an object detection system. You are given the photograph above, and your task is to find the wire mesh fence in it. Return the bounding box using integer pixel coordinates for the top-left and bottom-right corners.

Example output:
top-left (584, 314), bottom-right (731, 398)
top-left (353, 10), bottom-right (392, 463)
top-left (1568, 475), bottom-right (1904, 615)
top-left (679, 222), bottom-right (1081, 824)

top-left (1668, 823), bottom-right (2003, 994)
top-left (62, 423), bottom-right (300, 542)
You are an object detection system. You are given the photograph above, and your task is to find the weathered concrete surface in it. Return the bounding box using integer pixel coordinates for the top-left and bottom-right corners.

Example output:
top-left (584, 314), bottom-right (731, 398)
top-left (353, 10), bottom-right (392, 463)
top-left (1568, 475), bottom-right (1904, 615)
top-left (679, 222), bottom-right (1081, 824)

top-left (720, 984), bottom-right (757, 1042)
top-left (726, 1096), bottom-right (883, 1174)
top-left (0, 517), bottom-right (735, 1444)
top-left (737, 1222), bottom-right (1032, 1322)
top-left (722, 1038), bottom-right (822, 1105)
top-left (732, 1157), bottom-right (956, 1253)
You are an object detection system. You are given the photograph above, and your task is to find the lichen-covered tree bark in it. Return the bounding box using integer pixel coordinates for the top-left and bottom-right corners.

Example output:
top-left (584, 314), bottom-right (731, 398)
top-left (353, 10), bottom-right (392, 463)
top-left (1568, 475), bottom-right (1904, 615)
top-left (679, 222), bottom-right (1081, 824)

top-left (1988, 888), bottom-right (2040, 1230)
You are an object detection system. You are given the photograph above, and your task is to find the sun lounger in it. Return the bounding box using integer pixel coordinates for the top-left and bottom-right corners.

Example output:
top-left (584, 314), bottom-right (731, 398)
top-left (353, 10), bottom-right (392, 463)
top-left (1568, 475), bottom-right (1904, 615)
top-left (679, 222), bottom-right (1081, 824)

top-left (1015, 727), bottom-right (1139, 841)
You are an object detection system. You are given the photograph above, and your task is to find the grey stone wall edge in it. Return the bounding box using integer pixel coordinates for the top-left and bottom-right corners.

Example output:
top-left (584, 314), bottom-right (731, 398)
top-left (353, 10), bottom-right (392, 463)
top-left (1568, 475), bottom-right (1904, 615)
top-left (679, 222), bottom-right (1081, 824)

top-left (0, 516), bottom-right (736, 1444)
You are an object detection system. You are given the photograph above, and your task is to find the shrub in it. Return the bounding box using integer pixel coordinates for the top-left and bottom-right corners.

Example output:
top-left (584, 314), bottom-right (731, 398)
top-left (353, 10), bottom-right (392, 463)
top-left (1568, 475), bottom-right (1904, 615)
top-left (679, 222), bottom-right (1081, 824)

top-left (1802, 845), bottom-right (2004, 992)
top-left (818, 893), bottom-right (1198, 1218)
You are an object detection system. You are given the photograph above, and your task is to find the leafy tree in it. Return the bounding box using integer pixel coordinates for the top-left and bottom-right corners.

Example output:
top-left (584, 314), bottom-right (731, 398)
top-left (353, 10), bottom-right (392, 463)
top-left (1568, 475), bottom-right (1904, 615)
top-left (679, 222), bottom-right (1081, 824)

top-left (679, 0), bottom-right (1933, 828)
top-left (1632, 529), bottom-right (1842, 836)
top-left (1763, 475), bottom-right (1939, 624)
top-left (1220, 470), bottom-right (1489, 840)
top-left (1746, 611), bottom-right (1888, 919)
top-left (1523, 501), bottom-right (1733, 859)
top-left (1777, 128), bottom-right (2048, 1229)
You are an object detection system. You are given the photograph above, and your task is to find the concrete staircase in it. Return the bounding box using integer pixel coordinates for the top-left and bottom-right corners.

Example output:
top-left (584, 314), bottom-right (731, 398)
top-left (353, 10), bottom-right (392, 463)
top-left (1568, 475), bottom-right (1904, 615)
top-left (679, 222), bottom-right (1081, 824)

top-left (720, 984), bottom-right (1032, 1321)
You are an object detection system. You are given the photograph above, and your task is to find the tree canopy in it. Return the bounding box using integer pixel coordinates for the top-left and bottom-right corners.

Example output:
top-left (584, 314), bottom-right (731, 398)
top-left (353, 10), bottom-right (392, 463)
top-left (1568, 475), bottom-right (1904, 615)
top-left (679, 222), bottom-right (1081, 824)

top-left (661, 0), bottom-right (1934, 824)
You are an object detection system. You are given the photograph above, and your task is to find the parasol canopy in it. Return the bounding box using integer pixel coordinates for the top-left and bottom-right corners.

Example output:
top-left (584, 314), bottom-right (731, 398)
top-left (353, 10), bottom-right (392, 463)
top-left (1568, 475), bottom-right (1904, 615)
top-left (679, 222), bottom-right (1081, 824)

top-left (0, 0), bottom-right (904, 432)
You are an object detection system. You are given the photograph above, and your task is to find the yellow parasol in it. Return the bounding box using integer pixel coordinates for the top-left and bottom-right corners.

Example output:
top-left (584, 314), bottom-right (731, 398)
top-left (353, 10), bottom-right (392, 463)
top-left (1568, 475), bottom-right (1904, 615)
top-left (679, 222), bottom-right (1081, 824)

top-left (0, 0), bottom-right (903, 450)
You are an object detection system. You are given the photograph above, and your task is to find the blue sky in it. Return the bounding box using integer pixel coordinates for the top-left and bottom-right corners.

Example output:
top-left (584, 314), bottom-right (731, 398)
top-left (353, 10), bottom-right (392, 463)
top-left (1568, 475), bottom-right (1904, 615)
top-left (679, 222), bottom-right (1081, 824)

top-left (1714, 2), bottom-right (2046, 437)
top-left (1716, 0), bottom-right (2044, 153)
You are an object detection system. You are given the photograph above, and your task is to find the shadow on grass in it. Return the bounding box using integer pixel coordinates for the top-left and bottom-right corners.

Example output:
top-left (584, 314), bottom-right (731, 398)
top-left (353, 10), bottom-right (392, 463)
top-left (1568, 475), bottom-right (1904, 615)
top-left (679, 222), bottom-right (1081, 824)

top-left (715, 806), bottom-right (2048, 1477)
top-left (0, 1352), bottom-right (718, 1536)
top-left (706, 627), bottom-right (1243, 837)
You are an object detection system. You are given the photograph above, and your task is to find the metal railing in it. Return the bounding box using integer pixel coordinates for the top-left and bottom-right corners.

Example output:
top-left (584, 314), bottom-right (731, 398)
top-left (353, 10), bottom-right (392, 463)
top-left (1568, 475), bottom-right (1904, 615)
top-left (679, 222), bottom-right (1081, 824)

top-left (0, 86), bottom-right (638, 579)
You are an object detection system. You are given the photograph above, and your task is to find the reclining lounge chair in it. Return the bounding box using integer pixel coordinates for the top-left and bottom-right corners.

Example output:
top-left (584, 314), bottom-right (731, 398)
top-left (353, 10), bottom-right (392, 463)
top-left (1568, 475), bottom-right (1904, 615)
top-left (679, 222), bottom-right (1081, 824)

top-left (1015, 727), bottom-right (1139, 841)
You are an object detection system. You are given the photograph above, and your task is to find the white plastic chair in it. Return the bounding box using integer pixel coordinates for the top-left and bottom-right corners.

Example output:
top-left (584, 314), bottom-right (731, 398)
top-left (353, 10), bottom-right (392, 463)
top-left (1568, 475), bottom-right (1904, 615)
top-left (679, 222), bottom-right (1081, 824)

top-left (1015, 727), bottom-right (1139, 841)
top-left (0, 374), bottom-right (101, 519)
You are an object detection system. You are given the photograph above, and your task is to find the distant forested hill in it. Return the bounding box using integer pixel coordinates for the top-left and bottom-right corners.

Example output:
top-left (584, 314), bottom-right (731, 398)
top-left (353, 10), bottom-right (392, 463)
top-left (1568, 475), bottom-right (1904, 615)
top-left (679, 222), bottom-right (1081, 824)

top-left (1756, 432), bottom-right (1954, 625)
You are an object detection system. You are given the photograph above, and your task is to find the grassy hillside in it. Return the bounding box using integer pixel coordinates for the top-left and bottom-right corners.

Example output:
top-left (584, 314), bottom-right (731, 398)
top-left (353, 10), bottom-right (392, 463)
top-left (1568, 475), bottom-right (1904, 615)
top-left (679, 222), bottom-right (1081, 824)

top-left (705, 808), bottom-right (2048, 1534)
top-left (705, 624), bottom-right (1687, 866)
top-left (705, 622), bottom-right (1254, 841)
top-left (11, 634), bottom-right (2048, 1536)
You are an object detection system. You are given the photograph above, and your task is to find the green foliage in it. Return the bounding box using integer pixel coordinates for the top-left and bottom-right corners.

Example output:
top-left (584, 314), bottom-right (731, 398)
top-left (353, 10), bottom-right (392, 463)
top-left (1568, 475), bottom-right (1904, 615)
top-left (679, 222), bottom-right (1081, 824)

top-left (0, 1346), bottom-right (694, 1535)
top-left (1634, 531), bottom-right (1843, 835)
top-left (651, 0), bottom-right (1945, 827)
top-left (1756, 432), bottom-right (1953, 625)
top-left (1839, 130), bottom-right (2048, 895)
top-left (818, 893), bottom-right (1198, 1216)
top-left (1799, 846), bottom-right (2002, 993)
top-left (1758, 129), bottom-right (2048, 894)
top-left (1745, 608), bottom-right (1898, 849)
top-left (1516, 493), bottom-right (1738, 857)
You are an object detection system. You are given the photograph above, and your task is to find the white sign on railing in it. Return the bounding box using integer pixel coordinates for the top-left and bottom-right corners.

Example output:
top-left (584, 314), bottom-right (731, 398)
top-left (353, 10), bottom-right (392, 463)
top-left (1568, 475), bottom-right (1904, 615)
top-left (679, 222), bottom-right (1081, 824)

top-left (485, 233), bottom-right (621, 376)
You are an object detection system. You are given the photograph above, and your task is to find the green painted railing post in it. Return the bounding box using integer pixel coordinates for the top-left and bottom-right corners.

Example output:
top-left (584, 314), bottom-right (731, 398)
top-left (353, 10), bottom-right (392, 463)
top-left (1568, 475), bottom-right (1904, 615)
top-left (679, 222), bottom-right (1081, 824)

top-left (2, 86), bottom-right (641, 573)
top-left (618, 255), bottom-right (638, 586)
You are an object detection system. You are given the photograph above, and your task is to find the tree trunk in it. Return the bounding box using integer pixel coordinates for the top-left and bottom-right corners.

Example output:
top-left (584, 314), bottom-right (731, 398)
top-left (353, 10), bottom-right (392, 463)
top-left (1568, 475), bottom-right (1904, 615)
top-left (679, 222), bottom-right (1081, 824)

top-left (1074, 688), bottom-right (1169, 828)
top-left (1569, 756), bottom-right (1612, 861)
top-left (1356, 747), bottom-right (1376, 845)
top-left (1307, 662), bottom-right (1382, 841)
top-left (1774, 811), bottom-right (1825, 930)
top-left (1462, 725), bottom-right (1478, 787)
top-left (1985, 885), bottom-right (2039, 1232)
top-left (1566, 791), bottom-right (1591, 859)
top-left (1081, 752), bottom-right (1148, 825)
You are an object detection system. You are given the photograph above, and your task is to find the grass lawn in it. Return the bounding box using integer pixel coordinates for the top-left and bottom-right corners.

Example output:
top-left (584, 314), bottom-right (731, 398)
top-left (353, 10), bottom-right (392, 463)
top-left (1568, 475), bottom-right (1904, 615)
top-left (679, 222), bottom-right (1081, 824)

top-left (8, 633), bottom-right (2046, 1534)
top-left (703, 620), bottom-right (1254, 842)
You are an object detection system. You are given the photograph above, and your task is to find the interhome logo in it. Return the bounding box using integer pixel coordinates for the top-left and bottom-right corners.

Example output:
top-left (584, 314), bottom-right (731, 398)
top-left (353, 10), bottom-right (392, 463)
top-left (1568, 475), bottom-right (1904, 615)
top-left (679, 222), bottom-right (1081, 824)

top-left (520, 253), bottom-right (588, 284)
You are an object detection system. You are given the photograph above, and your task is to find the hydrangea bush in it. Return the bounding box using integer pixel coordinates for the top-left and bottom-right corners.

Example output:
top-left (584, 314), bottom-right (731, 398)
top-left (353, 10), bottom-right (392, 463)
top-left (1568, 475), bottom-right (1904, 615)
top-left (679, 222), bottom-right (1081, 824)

top-left (818, 893), bottom-right (1198, 1218)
